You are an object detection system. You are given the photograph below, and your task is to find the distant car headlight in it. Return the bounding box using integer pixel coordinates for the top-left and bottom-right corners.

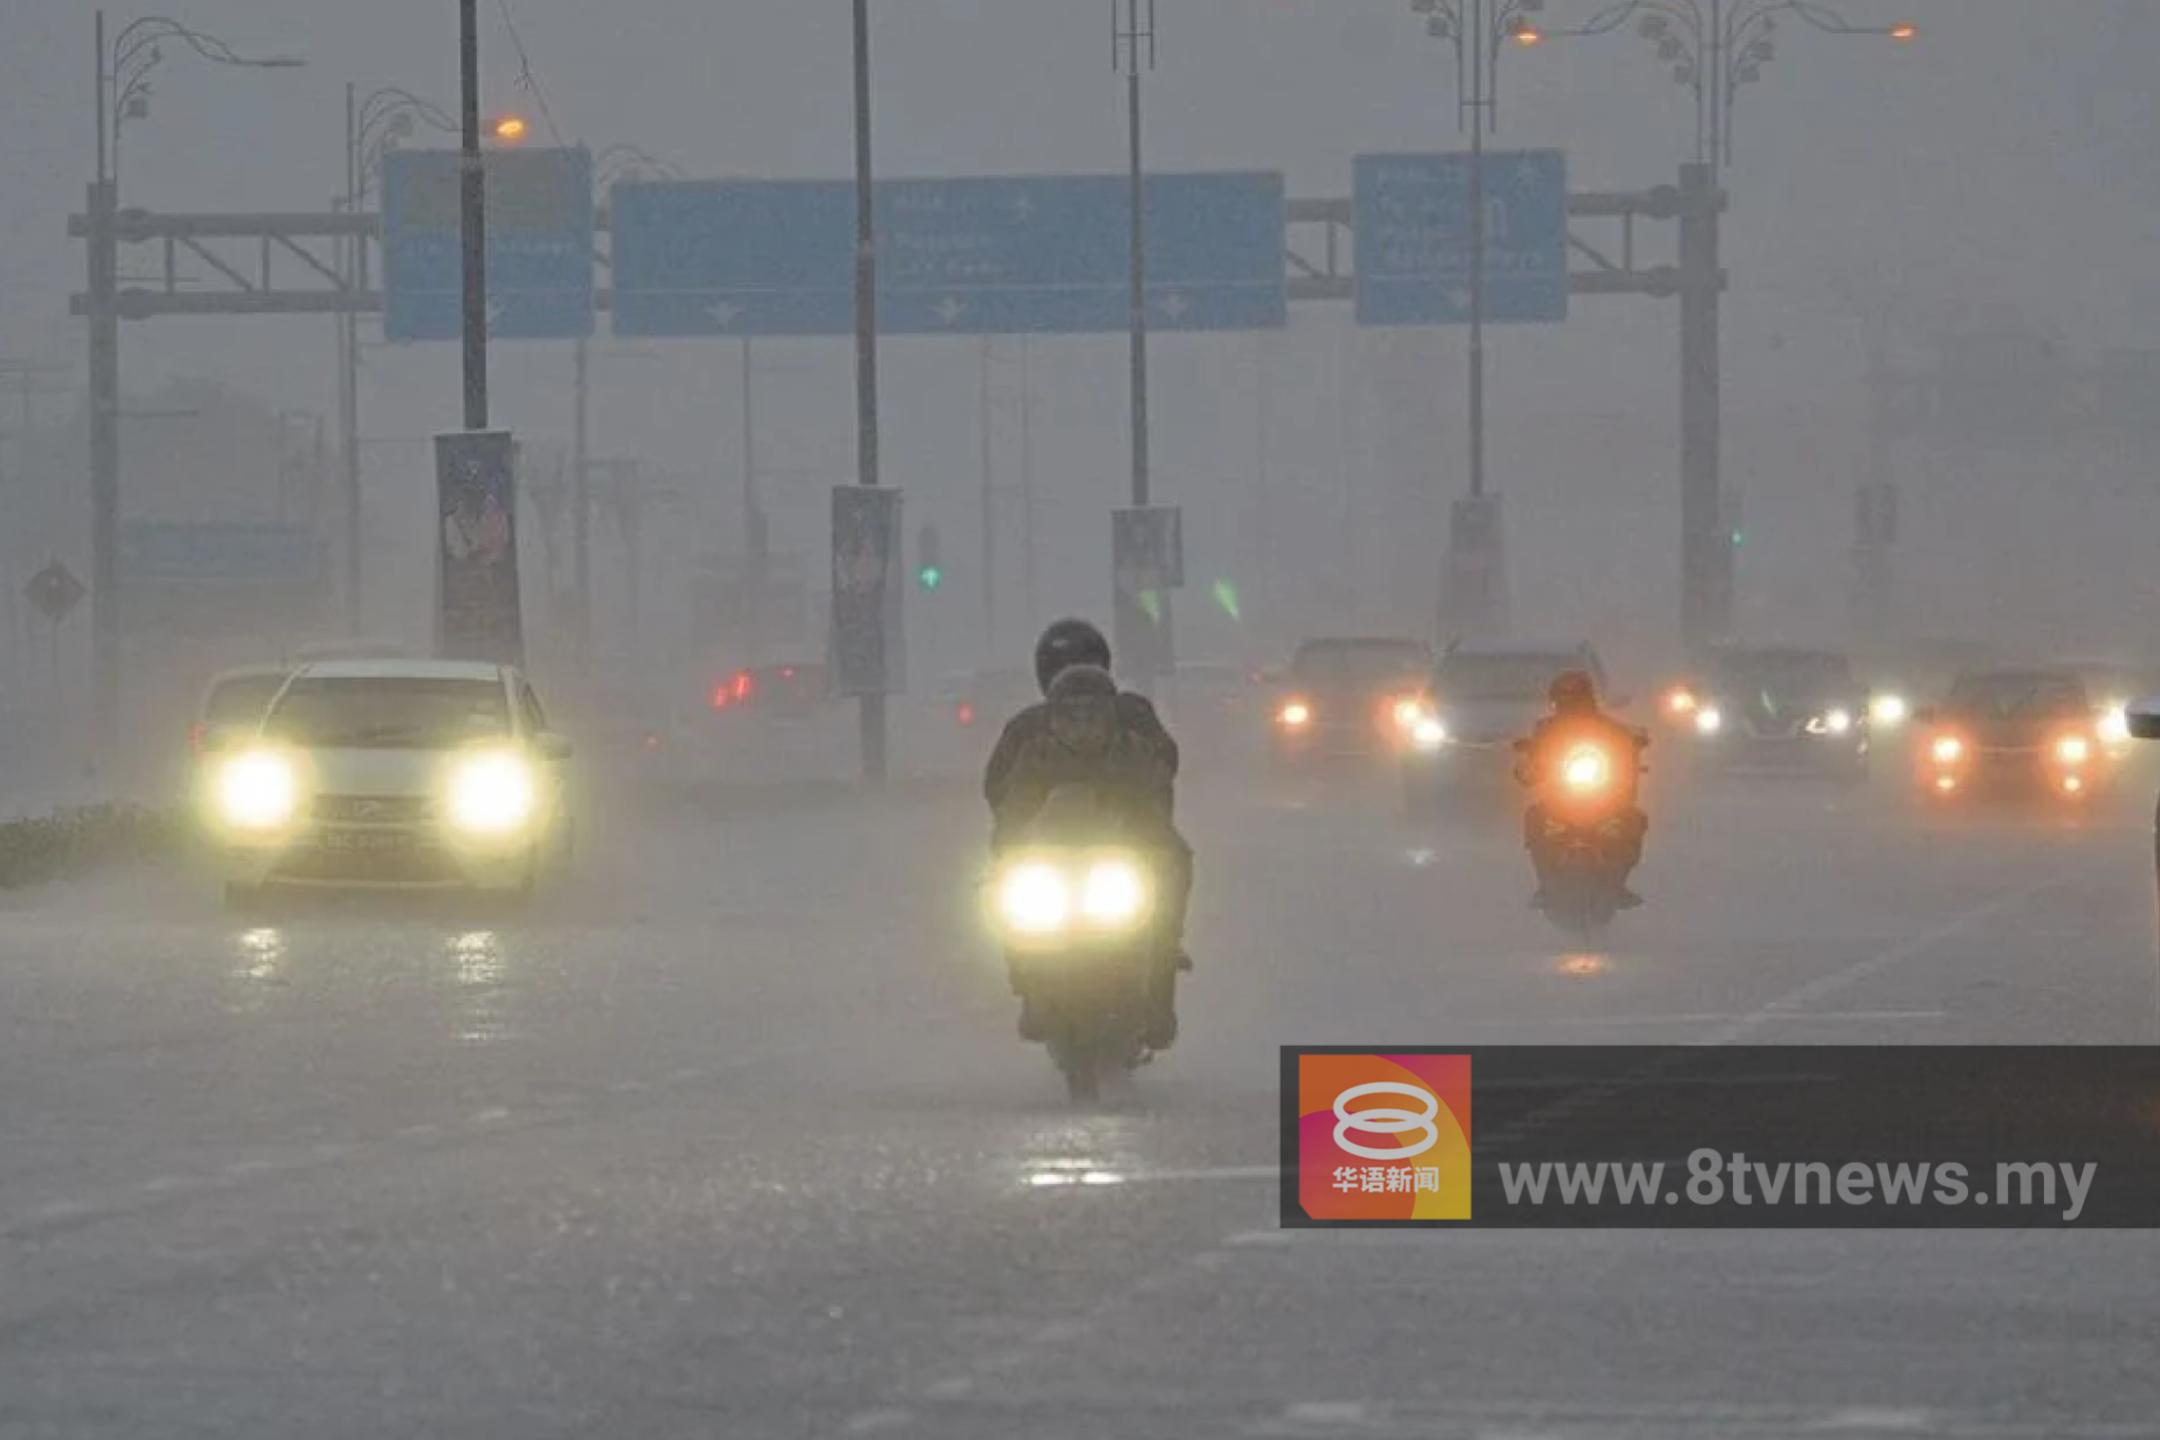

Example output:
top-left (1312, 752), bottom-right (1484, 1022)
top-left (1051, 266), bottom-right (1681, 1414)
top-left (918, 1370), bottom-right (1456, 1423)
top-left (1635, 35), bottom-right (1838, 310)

top-left (1391, 696), bottom-right (1427, 730)
top-left (1870, 693), bottom-right (1910, 728)
top-left (1662, 685), bottom-right (1699, 718)
top-left (1693, 705), bottom-right (1724, 736)
top-left (1410, 715), bottom-right (1449, 751)
top-left (215, 749), bottom-right (299, 832)
top-left (996, 860), bottom-right (1070, 937)
top-left (446, 750), bottom-right (538, 835)
top-left (1079, 856), bottom-right (1150, 929)
top-left (1931, 734), bottom-right (1965, 765)
top-left (1278, 699), bottom-right (1312, 729)
top-left (2054, 734), bottom-right (2092, 767)
top-left (2098, 705), bottom-right (2130, 745)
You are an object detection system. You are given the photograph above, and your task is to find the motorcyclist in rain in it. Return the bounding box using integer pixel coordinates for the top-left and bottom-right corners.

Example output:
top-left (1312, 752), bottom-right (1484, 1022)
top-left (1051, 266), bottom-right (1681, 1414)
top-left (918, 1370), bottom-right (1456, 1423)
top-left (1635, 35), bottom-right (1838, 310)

top-left (1513, 669), bottom-right (1649, 909)
top-left (984, 619), bottom-right (1193, 1047)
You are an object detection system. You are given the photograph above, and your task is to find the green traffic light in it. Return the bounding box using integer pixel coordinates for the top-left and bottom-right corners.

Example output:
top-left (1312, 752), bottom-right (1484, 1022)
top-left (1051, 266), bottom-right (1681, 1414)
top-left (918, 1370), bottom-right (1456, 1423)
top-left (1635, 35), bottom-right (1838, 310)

top-left (918, 565), bottom-right (944, 591)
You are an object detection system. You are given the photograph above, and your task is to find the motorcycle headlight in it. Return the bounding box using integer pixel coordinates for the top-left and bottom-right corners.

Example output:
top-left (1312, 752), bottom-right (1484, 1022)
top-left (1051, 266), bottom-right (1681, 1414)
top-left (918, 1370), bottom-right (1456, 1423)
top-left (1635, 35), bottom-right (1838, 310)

top-left (215, 748), bottom-right (299, 832)
top-left (1870, 693), bottom-right (1910, 728)
top-left (997, 860), bottom-right (1070, 937)
top-left (1693, 705), bottom-right (1724, 737)
top-left (1561, 743), bottom-right (1613, 793)
top-left (446, 750), bottom-right (538, 835)
top-left (1079, 856), bottom-right (1150, 929)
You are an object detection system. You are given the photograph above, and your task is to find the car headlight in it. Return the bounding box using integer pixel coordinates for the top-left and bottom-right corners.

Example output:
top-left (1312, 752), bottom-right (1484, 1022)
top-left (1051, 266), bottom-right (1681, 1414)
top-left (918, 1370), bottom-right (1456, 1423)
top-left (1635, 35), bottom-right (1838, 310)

top-left (446, 750), bottom-right (538, 835)
top-left (1410, 715), bottom-right (1449, 751)
top-left (996, 860), bottom-right (1070, 937)
top-left (1278, 699), bottom-right (1312, 729)
top-left (1560, 743), bottom-right (1613, 793)
top-left (2054, 734), bottom-right (2092, 766)
top-left (216, 749), bottom-right (299, 831)
top-left (1870, 693), bottom-right (1910, 728)
top-left (1391, 696), bottom-right (1427, 731)
top-left (1079, 856), bottom-right (1150, 929)
top-left (1693, 705), bottom-right (1724, 737)
top-left (1931, 734), bottom-right (1965, 765)
top-left (1663, 685), bottom-right (1699, 718)
top-left (2098, 705), bottom-right (2130, 745)
top-left (1807, 707), bottom-right (1855, 737)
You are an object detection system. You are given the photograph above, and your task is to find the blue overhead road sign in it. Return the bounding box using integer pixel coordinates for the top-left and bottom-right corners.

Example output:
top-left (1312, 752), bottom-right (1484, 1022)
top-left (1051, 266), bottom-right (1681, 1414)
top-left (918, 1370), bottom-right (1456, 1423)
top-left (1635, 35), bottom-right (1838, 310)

top-left (1354, 150), bottom-right (1568, 326)
top-left (610, 172), bottom-right (1287, 337)
top-left (382, 147), bottom-right (595, 341)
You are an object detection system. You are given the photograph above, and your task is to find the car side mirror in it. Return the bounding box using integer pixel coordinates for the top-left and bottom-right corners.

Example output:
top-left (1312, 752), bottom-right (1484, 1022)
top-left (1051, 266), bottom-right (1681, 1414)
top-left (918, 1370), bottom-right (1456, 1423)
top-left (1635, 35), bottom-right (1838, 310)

top-left (2127, 698), bottom-right (2160, 741)
top-left (537, 731), bottom-right (574, 760)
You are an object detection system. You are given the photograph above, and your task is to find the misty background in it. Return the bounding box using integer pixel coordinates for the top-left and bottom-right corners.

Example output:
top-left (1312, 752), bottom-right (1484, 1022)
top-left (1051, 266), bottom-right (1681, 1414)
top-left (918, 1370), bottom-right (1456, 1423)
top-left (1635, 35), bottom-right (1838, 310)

top-left (2, 0), bottom-right (2158, 781)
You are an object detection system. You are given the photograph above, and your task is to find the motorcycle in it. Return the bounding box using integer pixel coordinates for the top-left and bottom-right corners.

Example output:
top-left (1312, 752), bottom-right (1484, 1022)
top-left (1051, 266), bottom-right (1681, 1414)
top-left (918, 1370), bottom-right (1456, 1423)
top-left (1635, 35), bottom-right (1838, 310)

top-left (1521, 735), bottom-right (1643, 943)
top-left (985, 785), bottom-right (1174, 1103)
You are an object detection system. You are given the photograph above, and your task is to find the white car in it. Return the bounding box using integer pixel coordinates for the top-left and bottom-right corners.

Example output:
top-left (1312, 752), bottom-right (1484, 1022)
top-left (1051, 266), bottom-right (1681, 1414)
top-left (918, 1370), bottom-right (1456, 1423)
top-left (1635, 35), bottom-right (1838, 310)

top-left (203, 658), bottom-right (573, 905)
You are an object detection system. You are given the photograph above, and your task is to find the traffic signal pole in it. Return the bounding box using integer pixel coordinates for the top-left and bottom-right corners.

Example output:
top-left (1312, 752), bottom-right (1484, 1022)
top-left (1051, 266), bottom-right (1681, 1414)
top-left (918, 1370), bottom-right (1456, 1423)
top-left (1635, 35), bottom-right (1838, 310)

top-left (87, 12), bottom-right (119, 759)
top-left (1677, 161), bottom-right (1726, 652)
top-left (458, 0), bottom-right (488, 432)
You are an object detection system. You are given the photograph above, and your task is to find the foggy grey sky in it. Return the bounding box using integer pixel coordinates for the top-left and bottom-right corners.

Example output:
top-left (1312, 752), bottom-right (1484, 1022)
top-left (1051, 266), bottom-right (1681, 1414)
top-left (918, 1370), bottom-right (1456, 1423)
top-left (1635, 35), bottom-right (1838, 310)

top-left (3, 1), bottom-right (2158, 660)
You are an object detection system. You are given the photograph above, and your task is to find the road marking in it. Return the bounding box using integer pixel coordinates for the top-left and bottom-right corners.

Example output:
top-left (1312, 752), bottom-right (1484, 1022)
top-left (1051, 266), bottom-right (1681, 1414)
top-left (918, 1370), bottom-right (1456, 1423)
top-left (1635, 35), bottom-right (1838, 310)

top-left (1705, 881), bottom-right (2051, 1045)
top-left (840, 1407), bottom-right (915, 1434)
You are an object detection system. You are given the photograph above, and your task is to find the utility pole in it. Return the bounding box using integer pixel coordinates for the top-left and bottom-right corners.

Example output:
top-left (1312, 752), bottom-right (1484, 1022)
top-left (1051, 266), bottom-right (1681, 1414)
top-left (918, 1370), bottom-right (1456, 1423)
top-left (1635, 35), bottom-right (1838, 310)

top-left (458, 0), bottom-right (488, 433)
top-left (741, 338), bottom-right (768, 660)
top-left (1113, 0), bottom-right (1171, 688)
top-left (1677, 161), bottom-right (1725, 652)
top-left (87, 10), bottom-right (119, 757)
top-left (851, 0), bottom-right (886, 781)
top-left (339, 81), bottom-right (362, 633)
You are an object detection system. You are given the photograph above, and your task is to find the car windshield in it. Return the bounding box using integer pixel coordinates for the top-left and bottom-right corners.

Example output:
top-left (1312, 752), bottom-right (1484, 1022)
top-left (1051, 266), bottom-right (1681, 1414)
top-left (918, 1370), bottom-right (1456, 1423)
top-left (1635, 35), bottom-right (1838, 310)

top-left (1437, 653), bottom-right (1584, 701)
top-left (203, 675), bottom-right (287, 728)
top-left (1716, 652), bottom-right (1855, 694)
top-left (265, 677), bottom-right (511, 749)
top-left (1291, 641), bottom-right (1430, 693)
top-left (1948, 673), bottom-right (2088, 719)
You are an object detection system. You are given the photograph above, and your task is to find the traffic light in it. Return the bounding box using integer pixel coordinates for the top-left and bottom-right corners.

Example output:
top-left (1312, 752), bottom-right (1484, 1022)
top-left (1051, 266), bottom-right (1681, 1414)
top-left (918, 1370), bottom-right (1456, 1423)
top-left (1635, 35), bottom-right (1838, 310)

top-left (915, 522), bottom-right (943, 592)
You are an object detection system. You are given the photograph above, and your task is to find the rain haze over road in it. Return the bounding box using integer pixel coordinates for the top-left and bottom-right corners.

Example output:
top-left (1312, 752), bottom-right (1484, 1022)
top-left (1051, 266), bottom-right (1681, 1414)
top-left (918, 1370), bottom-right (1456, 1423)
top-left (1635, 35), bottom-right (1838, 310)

top-left (2, 1), bottom-right (2160, 1436)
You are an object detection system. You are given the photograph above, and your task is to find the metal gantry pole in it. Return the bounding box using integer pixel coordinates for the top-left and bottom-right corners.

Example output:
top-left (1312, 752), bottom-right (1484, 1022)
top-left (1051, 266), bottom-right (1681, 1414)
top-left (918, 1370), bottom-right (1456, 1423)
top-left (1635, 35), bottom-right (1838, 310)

top-left (1124, 1), bottom-right (1151, 512)
top-left (1466, 0), bottom-right (1487, 504)
top-left (571, 336), bottom-right (591, 662)
top-left (1019, 335), bottom-right (1039, 637)
top-left (979, 336), bottom-right (996, 655)
top-left (458, 0), bottom-right (488, 432)
top-left (340, 80), bottom-right (363, 633)
top-left (851, 0), bottom-right (886, 781)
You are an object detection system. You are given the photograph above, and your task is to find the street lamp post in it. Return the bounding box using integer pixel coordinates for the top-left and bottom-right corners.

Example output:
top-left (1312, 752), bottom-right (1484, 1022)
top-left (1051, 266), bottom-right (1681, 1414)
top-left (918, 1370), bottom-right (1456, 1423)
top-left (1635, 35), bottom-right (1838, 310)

top-left (1408, 0), bottom-right (1543, 635)
top-left (341, 84), bottom-right (457, 635)
top-left (88, 11), bottom-right (300, 755)
top-left (851, 0), bottom-right (886, 781)
top-left (1514, 0), bottom-right (1912, 648)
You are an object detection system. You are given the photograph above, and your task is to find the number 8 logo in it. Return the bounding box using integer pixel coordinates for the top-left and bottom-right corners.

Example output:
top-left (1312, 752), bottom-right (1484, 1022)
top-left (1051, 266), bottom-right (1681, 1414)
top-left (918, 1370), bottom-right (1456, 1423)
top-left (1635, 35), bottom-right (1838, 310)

top-left (1332, 1080), bottom-right (1441, 1160)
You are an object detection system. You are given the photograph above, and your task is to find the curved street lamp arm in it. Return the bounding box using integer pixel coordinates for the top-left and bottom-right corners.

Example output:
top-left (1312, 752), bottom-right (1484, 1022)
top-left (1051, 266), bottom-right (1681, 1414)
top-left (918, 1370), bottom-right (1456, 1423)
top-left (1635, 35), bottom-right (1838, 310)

top-left (358, 86), bottom-right (457, 139)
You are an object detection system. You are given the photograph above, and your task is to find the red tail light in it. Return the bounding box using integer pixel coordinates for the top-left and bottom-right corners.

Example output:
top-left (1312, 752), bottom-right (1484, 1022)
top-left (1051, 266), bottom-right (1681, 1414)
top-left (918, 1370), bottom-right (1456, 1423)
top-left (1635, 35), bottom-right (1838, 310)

top-left (710, 684), bottom-right (732, 711)
top-left (733, 669), bottom-right (755, 701)
top-left (956, 702), bottom-right (976, 727)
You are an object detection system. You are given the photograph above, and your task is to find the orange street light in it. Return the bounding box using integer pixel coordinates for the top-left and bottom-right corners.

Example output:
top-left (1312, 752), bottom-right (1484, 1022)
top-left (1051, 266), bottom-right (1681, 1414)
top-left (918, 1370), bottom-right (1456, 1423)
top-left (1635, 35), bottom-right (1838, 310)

top-left (490, 113), bottom-right (529, 142)
top-left (1887, 21), bottom-right (1917, 41)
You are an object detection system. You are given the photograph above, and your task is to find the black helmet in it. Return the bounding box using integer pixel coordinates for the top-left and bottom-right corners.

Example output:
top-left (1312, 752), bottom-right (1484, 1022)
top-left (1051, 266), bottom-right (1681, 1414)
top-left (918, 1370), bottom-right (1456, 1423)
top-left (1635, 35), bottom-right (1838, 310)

top-left (1548, 669), bottom-right (1597, 713)
top-left (1034, 618), bottom-right (1111, 694)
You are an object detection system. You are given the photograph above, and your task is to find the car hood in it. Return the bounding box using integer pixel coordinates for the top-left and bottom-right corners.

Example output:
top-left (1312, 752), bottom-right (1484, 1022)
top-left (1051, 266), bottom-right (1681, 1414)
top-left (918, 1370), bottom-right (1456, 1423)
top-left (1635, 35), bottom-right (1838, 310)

top-left (302, 747), bottom-right (457, 796)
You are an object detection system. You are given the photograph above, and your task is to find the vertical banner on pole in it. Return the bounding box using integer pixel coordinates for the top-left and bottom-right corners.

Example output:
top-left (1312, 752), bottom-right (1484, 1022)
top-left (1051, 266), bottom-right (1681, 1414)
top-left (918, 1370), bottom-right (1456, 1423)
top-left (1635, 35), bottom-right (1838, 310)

top-left (830, 486), bottom-right (905, 696)
top-left (434, 430), bottom-right (524, 664)
top-left (1112, 504), bottom-right (1182, 683)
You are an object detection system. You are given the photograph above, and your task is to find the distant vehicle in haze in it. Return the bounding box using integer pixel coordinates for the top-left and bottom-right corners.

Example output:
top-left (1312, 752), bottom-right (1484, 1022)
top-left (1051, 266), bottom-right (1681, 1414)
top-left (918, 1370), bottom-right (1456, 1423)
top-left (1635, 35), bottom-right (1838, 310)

top-left (1402, 641), bottom-right (1611, 816)
top-left (1918, 668), bottom-right (2102, 803)
top-left (204, 658), bottom-right (573, 906)
top-left (1268, 636), bottom-right (1434, 768)
top-left (1687, 646), bottom-right (1870, 781)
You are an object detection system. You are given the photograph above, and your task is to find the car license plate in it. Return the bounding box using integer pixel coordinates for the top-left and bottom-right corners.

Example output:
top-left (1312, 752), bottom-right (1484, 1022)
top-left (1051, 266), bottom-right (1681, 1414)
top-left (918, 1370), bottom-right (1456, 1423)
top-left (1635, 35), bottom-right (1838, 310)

top-left (320, 830), bottom-right (413, 854)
